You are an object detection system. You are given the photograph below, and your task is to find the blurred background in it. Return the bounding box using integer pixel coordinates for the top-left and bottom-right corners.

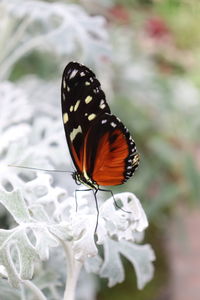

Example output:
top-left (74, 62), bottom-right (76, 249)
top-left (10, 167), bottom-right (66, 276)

top-left (0, 0), bottom-right (200, 299)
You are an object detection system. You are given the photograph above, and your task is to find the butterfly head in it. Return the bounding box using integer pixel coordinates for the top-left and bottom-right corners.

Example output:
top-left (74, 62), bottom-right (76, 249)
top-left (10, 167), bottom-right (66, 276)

top-left (72, 171), bottom-right (99, 190)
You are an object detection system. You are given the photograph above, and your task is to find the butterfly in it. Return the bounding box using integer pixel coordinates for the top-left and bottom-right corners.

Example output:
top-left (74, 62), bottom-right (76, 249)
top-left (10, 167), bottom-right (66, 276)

top-left (61, 61), bottom-right (140, 192)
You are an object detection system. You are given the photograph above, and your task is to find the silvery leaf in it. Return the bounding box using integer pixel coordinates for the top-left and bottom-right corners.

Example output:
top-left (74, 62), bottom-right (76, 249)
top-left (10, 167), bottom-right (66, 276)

top-left (99, 238), bottom-right (155, 289)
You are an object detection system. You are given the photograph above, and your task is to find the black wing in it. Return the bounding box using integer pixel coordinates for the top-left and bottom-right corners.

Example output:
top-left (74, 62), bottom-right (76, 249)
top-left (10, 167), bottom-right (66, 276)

top-left (61, 61), bottom-right (110, 172)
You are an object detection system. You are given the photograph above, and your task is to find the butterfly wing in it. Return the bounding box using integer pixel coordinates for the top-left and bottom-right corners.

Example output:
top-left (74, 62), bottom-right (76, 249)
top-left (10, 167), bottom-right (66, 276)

top-left (61, 62), bottom-right (110, 173)
top-left (61, 61), bottom-right (140, 186)
top-left (82, 113), bottom-right (140, 186)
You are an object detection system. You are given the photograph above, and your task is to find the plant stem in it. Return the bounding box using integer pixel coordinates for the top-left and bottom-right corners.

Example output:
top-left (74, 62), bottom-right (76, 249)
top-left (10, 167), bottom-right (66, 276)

top-left (23, 280), bottom-right (47, 300)
top-left (61, 241), bottom-right (83, 300)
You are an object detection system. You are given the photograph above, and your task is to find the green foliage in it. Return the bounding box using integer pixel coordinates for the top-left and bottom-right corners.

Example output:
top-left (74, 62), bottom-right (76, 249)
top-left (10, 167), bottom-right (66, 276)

top-left (184, 154), bottom-right (200, 206)
top-left (111, 67), bottom-right (200, 227)
top-left (155, 0), bottom-right (200, 48)
top-left (11, 51), bottom-right (59, 81)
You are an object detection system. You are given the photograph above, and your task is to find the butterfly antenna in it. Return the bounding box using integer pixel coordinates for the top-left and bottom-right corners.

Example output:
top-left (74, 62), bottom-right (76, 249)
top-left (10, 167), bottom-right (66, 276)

top-left (93, 189), bottom-right (99, 234)
top-left (8, 164), bottom-right (73, 174)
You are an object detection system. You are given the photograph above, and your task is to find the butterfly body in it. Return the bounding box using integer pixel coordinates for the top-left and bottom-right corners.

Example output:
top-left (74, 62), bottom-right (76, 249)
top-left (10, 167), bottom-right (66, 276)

top-left (72, 171), bottom-right (98, 190)
top-left (61, 62), bottom-right (140, 190)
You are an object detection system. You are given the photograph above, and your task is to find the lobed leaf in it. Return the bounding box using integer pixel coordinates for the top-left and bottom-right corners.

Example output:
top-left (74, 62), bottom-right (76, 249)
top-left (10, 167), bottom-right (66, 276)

top-left (0, 189), bottom-right (72, 288)
top-left (99, 238), bottom-right (155, 289)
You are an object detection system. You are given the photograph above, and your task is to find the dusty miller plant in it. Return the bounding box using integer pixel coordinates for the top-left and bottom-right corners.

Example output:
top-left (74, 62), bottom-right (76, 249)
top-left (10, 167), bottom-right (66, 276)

top-left (0, 1), bottom-right (155, 299)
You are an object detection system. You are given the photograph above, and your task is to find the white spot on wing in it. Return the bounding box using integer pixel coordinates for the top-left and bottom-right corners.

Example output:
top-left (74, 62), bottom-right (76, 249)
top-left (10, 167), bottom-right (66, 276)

top-left (100, 99), bottom-right (106, 109)
top-left (85, 95), bottom-right (92, 104)
top-left (70, 106), bottom-right (73, 112)
top-left (85, 81), bottom-right (90, 86)
top-left (80, 72), bottom-right (85, 77)
top-left (63, 113), bottom-right (68, 124)
top-left (88, 114), bottom-right (96, 121)
top-left (69, 69), bottom-right (78, 79)
top-left (70, 125), bottom-right (82, 141)
top-left (111, 122), bottom-right (117, 128)
top-left (63, 78), bottom-right (66, 88)
top-left (74, 100), bottom-right (80, 111)
top-left (62, 93), bottom-right (66, 101)
top-left (102, 119), bottom-right (107, 124)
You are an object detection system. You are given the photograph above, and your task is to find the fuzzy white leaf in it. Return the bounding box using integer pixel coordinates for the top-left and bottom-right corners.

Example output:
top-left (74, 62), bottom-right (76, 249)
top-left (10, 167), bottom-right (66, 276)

top-left (33, 227), bottom-right (58, 261)
top-left (29, 118), bottom-right (66, 163)
top-left (100, 238), bottom-right (125, 286)
top-left (0, 82), bottom-right (32, 130)
top-left (99, 238), bottom-right (155, 288)
top-left (0, 124), bottom-right (31, 153)
top-left (118, 241), bottom-right (155, 289)
top-left (0, 228), bottom-right (37, 287)
top-left (0, 241), bottom-right (20, 288)
top-left (49, 223), bottom-right (73, 241)
top-left (0, 265), bottom-right (7, 278)
top-left (0, 279), bottom-right (21, 300)
top-left (0, 189), bottom-right (30, 223)
top-left (0, 0), bottom-right (110, 79)
top-left (100, 192), bottom-right (148, 241)
top-left (13, 230), bottom-right (37, 280)
top-left (84, 255), bottom-right (103, 274)
top-left (0, 189), bottom-right (72, 287)
top-left (29, 205), bottom-right (50, 222)
top-left (72, 214), bottom-right (98, 261)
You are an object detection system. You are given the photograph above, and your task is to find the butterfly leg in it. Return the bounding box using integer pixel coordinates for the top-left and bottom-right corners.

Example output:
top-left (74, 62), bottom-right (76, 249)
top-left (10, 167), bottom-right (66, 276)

top-left (75, 189), bottom-right (92, 212)
top-left (75, 188), bottom-right (99, 234)
top-left (98, 188), bottom-right (131, 214)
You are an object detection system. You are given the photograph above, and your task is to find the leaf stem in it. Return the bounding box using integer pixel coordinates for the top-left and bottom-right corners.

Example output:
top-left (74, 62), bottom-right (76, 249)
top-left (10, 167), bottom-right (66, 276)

top-left (23, 280), bottom-right (47, 300)
top-left (61, 241), bottom-right (83, 300)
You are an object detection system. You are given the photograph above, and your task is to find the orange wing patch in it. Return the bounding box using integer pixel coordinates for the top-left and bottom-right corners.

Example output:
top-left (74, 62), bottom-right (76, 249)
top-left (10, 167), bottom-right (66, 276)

top-left (70, 142), bottom-right (83, 173)
top-left (92, 129), bottom-right (129, 186)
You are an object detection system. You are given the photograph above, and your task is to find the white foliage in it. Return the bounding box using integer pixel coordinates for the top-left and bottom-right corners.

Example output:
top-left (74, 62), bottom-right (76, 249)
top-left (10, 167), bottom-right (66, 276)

top-left (100, 192), bottom-right (148, 238)
top-left (17, 76), bottom-right (60, 116)
top-left (0, 0), bottom-right (111, 79)
top-left (0, 189), bottom-right (72, 288)
top-left (99, 238), bottom-right (155, 289)
top-left (0, 82), bottom-right (32, 154)
top-left (0, 79), bottom-right (154, 298)
top-left (0, 0), bottom-right (155, 299)
top-left (71, 192), bottom-right (154, 290)
top-left (0, 187), bottom-right (154, 292)
top-left (0, 81), bottom-right (155, 300)
top-left (0, 81), bottom-right (32, 129)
